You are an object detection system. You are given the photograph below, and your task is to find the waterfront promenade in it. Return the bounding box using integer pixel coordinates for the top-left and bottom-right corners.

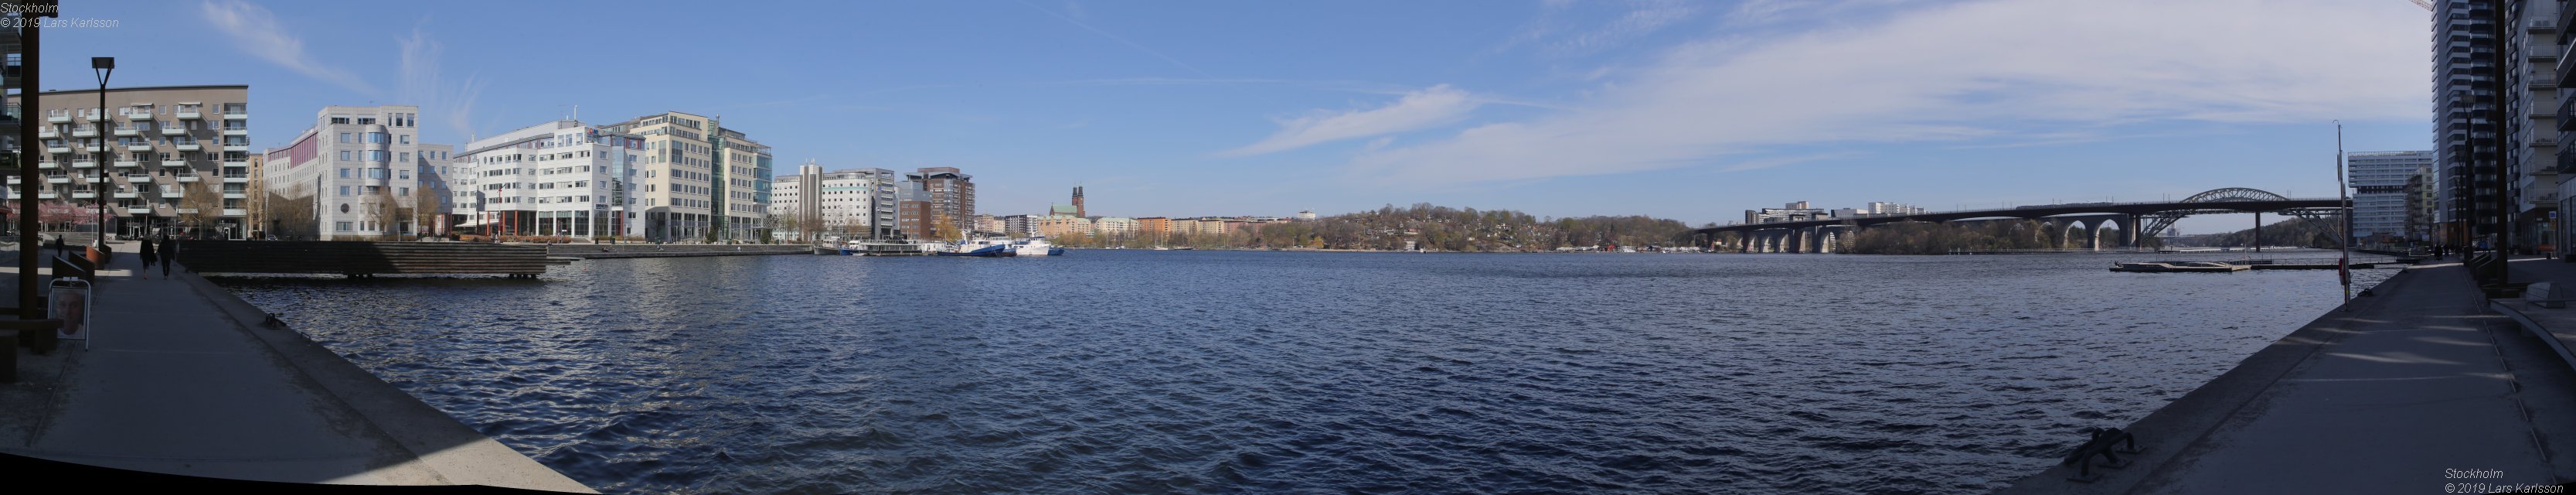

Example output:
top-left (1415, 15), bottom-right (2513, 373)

top-left (0, 243), bottom-right (589, 491)
top-left (2003, 259), bottom-right (2576, 493)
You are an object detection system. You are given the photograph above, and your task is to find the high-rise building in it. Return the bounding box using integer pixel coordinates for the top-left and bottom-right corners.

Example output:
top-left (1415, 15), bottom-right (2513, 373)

top-left (2349, 151), bottom-right (2435, 245)
top-left (447, 119), bottom-right (645, 240)
top-left (2503, 1), bottom-right (2561, 251)
top-left (10, 86), bottom-right (254, 238)
top-left (260, 104), bottom-right (454, 240)
top-left (771, 162), bottom-right (898, 241)
top-left (595, 111), bottom-right (769, 242)
top-left (2441, 0), bottom-right (2556, 251)
top-left (896, 167), bottom-right (973, 240)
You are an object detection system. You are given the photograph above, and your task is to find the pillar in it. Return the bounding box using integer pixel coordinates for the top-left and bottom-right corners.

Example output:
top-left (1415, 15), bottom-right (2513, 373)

top-left (2254, 211), bottom-right (2262, 252)
top-left (2123, 213), bottom-right (2140, 248)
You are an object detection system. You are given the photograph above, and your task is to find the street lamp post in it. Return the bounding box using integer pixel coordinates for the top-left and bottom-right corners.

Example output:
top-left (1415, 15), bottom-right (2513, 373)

top-left (90, 57), bottom-right (110, 245)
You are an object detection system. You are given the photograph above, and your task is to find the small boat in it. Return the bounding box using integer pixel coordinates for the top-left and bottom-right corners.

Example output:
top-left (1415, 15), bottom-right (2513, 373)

top-left (2110, 261), bottom-right (2247, 273)
top-left (1171, 246), bottom-right (1195, 251)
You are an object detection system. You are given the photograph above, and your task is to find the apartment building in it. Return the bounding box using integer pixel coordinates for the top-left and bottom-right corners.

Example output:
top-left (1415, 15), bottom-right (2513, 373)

top-left (448, 119), bottom-right (645, 240)
top-left (260, 105), bottom-right (454, 240)
top-left (11, 85), bottom-right (251, 238)
top-left (895, 167), bottom-right (974, 240)
top-left (771, 162), bottom-right (899, 241)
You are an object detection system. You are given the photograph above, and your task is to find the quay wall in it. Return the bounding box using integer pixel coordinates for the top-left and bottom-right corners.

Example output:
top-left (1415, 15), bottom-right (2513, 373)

top-left (543, 244), bottom-right (811, 259)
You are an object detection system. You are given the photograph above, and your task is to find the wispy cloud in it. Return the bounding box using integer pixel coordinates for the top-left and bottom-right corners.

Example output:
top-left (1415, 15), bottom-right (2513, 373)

top-left (1351, 0), bottom-right (2428, 185)
top-left (1717, 152), bottom-right (1868, 172)
top-left (1017, 0), bottom-right (1212, 77)
top-left (1509, 0), bottom-right (1704, 57)
top-left (397, 23), bottom-right (488, 141)
top-left (201, 0), bottom-right (376, 94)
top-left (1219, 84), bottom-right (1482, 158)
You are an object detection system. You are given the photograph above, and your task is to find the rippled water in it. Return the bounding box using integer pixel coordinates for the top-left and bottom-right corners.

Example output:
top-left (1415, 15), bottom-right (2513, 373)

top-left (216, 249), bottom-right (2394, 493)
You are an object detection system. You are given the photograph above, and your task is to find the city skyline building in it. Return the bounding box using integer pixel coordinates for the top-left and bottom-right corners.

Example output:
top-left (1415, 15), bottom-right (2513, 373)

top-left (2349, 150), bottom-right (2436, 244)
top-left (259, 104), bottom-right (451, 240)
top-left (447, 119), bottom-right (644, 240)
top-left (595, 111), bottom-right (773, 242)
top-left (771, 162), bottom-right (899, 241)
top-left (897, 166), bottom-right (974, 240)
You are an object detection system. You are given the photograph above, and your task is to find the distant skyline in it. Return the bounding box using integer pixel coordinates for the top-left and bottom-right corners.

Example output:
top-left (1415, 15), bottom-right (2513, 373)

top-left (41, 1), bottom-right (2429, 232)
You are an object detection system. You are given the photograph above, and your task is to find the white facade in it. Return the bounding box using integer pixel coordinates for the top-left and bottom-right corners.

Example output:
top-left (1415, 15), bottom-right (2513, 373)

top-left (260, 105), bottom-right (454, 240)
top-left (2348, 151), bottom-right (2435, 242)
top-left (450, 120), bottom-right (645, 239)
top-left (771, 162), bottom-right (899, 240)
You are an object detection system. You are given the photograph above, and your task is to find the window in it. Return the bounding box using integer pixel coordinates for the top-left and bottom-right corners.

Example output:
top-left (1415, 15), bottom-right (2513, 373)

top-left (400, 135), bottom-right (410, 145)
top-left (338, 168), bottom-right (350, 178)
top-left (340, 151), bottom-right (352, 161)
top-left (400, 152), bottom-right (410, 162)
top-left (335, 222), bottom-right (352, 231)
top-left (400, 169), bottom-right (410, 179)
top-left (399, 187), bottom-right (410, 196)
top-left (338, 186), bottom-right (350, 196)
top-left (366, 186), bottom-right (382, 194)
top-left (339, 132), bottom-right (350, 143)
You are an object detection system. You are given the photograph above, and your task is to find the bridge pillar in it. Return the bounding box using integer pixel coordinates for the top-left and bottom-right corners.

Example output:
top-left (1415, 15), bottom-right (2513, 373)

top-left (2123, 213), bottom-right (2140, 248)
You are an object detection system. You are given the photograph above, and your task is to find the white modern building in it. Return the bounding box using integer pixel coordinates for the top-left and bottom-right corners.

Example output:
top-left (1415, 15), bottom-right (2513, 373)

top-left (2348, 151), bottom-right (2435, 244)
top-left (260, 104), bottom-right (454, 240)
top-left (770, 162), bottom-right (899, 241)
top-left (449, 119), bottom-right (645, 240)
top-left (593, 111), bottom-right (772, 242)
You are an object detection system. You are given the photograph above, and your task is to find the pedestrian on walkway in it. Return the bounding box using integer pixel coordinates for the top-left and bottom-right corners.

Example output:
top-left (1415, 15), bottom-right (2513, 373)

top-left (138, 235), bottom-right (158, 279)
top-left (160, 235), bottom-right (178, 276)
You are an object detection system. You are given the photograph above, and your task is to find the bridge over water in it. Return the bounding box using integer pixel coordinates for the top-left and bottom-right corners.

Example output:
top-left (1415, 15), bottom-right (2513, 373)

top-left (1693, 188), bottom-right (2348, 253)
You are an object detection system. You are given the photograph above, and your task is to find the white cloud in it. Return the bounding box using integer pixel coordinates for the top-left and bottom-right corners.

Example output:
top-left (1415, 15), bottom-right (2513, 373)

top-left (1219, 84), bottom-right (1482, 157)
top-left (200, 0), bottom-right (376, 95)
top-left (1350, 0), bottom-right (2429, 185)
top-left (397, 25), bottom-right (488, 142)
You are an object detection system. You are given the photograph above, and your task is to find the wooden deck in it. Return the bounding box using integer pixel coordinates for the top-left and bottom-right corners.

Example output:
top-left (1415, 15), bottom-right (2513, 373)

top-left (175, 241), bottom-right (552, 277)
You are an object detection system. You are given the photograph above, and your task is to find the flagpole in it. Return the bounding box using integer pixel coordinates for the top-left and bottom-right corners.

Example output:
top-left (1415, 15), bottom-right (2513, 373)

top-left (2337, 121), bottom-right (2352, 309)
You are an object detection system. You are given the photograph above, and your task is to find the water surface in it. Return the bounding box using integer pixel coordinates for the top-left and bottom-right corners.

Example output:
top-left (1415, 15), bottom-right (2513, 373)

top-left (217, 249), bottom-right (2393, 493)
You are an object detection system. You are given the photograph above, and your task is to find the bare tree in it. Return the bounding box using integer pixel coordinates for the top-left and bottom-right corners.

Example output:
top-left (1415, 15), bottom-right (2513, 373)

top-left (179, 187), bottom-right (224, 238)
top-left (411, 184), bottom-right (441, 240)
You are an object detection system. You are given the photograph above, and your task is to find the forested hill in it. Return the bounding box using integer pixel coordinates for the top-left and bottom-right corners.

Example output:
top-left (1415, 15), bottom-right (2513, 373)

top-left (1070, 203), bottom-right (1700, 251)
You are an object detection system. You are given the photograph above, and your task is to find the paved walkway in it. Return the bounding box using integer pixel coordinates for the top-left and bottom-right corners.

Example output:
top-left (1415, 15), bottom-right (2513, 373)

top-left (2004, 260), bottom-right (2576, 493)
top-left (0, 243), bottom-right (590, 491)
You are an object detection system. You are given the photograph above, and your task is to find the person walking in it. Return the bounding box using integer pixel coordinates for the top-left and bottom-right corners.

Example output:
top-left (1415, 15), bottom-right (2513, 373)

top-left (160, 235), bottom-right (179, 276)
top-left (138, 235), bottom-right (159, 279)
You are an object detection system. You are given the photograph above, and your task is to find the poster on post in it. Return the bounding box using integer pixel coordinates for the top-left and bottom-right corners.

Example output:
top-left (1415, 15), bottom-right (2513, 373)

top-left (49, 278), bottom-right (90, 348)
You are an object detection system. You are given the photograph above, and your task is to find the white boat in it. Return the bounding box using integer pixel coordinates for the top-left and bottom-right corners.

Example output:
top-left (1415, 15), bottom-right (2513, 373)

top-left (1013, 236), bottom-right (1065, 256)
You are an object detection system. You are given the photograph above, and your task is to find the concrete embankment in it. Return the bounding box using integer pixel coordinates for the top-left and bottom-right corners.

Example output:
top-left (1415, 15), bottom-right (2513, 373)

top-left (543, 244), bottom-right (809, 259)
top-left (0, 245), bottom-right (592, 491)
top-left (2000, 261), bottom-right (2576, 493)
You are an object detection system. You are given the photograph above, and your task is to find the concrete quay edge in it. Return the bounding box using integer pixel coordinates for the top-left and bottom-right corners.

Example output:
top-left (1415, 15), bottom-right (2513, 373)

top-left (172, 268), bottom-right (596, 493)
top-left (1995, 268), bottom-right (2424, 493)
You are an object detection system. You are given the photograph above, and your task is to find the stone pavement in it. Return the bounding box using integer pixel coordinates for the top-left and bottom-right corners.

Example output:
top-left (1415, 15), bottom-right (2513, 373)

top-left (0, 241), bottom-right (590, 491)
top-left (2003, 260), bottom-right (2576, 493)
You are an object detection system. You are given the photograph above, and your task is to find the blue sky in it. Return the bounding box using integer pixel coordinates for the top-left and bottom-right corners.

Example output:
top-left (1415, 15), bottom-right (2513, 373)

top-left (45, 0), bottom-right (2431, 232)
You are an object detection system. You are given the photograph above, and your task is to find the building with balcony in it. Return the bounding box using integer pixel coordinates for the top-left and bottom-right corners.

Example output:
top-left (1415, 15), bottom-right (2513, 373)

top-left (448, 119), bottom-right (643, 241)
top-left (8, 85), bottom-right (249, 238)
top-left (770, 162), bottom-right (898, 241)
top-left (2348, 150), bottom-right (2436, 245)
top-left (259, 105), bottom-right (452, 240)
top-left (2506, 0), bottom-right (2561, 251)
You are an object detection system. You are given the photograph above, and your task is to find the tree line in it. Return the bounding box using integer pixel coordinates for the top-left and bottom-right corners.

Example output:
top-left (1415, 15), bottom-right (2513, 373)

top-left (1052, 203), bottom-right (1700, 251)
